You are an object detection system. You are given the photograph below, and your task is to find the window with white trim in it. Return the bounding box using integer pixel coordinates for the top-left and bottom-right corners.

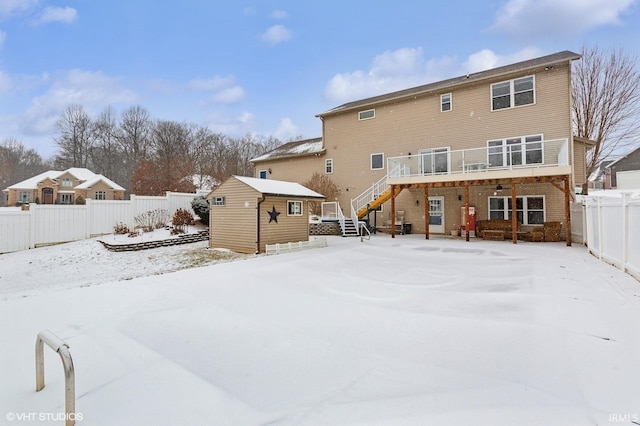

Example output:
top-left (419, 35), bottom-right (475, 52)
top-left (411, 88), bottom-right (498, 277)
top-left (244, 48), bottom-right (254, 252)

top-left (213, 196), bottom-right (225, 206)
top-left (358, 109), bottom-right (375, 120)
top-left (259, 170), bottom-right (268, 179)
top-left (95, 191), bottom-right (106, 200)
top-left (491, 76), bottom-right (534, 110)
top-left (371, 153), bottom-right (384, 170)
top-left (287, 200), bottom-right (303, 216)
top-left (61, 178), bottom-right (73, 187)
top-left (487, 134), bottom-right (543, 167)
top-left (18, 191), bottom-right (31, 203)
top-left (441, 93), bottom-right (452, 112)
top-left (488, 195), bottom-right (545, 225)
top-left (60, 194), bottom-right (74, 204)
top-left (325, 159), bottom-right (333, 174)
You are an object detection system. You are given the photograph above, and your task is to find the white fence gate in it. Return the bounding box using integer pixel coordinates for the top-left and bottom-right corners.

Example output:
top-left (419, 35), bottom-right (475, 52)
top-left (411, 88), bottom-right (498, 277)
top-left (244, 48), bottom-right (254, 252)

top-left (0, 191), bottom-right (206, 254)
top-left (584, 193), bottom-right (640, 280)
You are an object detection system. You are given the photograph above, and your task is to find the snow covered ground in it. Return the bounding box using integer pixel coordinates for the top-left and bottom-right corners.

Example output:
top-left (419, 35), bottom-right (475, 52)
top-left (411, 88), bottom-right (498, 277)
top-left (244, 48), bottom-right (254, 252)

top-left (1, 234), bottom-right (639, 425)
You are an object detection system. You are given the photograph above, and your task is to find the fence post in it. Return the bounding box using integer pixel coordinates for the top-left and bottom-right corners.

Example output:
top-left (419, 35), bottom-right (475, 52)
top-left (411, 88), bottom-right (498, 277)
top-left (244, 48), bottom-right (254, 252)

top-left (29, 203), bottom-right (37, 249)
top-left (622, 192), bottom-right (631, 273)
top-left (84, 198), bottom-right (91, 239)
top-left (597, 196), bottom-right (603, 260)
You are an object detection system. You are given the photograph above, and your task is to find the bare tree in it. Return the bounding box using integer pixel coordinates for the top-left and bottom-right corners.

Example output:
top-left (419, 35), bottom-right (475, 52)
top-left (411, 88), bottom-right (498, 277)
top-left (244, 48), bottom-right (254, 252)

top-left (91, 106), bottom-right (124, 183)
top-left (572, 46), bottom-right (640, 177)
top-left (118, 105), bottom-right (152, 192)
top-left (303, 172), bottom-right (338, 215)
top-left (54, 105), bottom-right (94, 169)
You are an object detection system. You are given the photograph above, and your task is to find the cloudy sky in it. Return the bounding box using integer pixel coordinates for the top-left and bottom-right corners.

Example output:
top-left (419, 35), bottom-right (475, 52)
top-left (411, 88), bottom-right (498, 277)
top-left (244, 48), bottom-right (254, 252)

top-left (0, 0), bottom-right (638, 158)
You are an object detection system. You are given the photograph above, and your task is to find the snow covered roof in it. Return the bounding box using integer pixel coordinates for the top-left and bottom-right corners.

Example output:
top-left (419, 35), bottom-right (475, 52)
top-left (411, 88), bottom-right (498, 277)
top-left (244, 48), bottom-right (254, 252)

top-left (4, 168), bottom-right (124, 191)
top-left (232, 175), bottom-right (324, 198)
top-left (5, 170), bottom-right (62, 190)
top-left (75, 175), bottom-right (126, 191)
top-left (251, 137), bottom-right (324, 162)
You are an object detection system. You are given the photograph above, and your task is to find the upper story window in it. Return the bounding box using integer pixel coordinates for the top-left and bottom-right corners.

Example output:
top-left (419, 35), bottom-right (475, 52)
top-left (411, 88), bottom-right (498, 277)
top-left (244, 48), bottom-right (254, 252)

top-left (325, 159), bottom-right (333, 174)
top-left (95, 191), bottom-right (106, 200)
top-left (358, 109), bottom-right (375, 120)
top-left (287, 200), bottom-right (303, 216)
top-left (491, 76), bottom-right (534, 111)
top-left (61, 178), bottom-right (73, 187)
top-left (440, 93), bottom-right (452, 112)
top-left (259, 170), bottom-right (268, 179)
top-left (213, 196), bottom-right (225, 206)
top-left (371, 153), bottom-right (384, 170)
top-left (487, 134), bottom-right (543, 167)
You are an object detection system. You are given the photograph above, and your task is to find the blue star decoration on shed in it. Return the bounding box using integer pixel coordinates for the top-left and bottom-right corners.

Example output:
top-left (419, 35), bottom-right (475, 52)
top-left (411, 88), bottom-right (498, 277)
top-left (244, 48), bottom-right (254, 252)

top-left (268, 205), bottom-right (281, 223)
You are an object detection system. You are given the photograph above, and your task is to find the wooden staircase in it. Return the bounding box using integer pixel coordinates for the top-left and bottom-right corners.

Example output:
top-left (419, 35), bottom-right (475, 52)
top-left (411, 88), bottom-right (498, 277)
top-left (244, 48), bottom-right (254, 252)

top-left (355, 186), bottom-right (404, 219)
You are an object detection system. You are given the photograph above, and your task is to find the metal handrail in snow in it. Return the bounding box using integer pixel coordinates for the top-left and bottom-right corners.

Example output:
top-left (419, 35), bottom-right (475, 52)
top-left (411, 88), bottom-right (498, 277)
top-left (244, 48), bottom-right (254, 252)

top-left (35, 330), bottom-right (76, 426)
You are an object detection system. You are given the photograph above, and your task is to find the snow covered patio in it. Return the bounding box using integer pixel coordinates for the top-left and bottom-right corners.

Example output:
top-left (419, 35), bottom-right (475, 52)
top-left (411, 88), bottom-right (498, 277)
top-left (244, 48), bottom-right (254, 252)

top-left (1, 235), bottom-right (639, 425)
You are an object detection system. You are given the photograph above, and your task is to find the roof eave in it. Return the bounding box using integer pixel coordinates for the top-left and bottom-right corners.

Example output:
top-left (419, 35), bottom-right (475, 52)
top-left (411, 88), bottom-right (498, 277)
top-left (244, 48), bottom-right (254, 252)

top-left (251, 149), bottom-right (326, 163)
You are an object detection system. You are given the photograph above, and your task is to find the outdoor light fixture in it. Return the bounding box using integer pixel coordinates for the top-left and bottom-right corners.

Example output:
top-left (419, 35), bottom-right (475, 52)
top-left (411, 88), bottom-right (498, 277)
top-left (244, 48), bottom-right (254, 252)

top-left (416, 200), bottom-right (420, 206)
top-left (268, 168), bottom-right (272, 174)
top-left (496, 184), bottom-right (503, 191)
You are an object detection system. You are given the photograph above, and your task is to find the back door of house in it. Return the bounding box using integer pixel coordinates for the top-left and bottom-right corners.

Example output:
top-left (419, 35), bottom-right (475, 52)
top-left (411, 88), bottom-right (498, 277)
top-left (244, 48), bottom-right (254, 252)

top-left (429, 196), bottom-right (445, 233)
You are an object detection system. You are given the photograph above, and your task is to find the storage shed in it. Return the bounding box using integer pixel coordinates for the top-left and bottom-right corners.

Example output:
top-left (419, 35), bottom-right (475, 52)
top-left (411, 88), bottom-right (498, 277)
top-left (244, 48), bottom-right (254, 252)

top-left (208, 175), bottom-right (324, 254)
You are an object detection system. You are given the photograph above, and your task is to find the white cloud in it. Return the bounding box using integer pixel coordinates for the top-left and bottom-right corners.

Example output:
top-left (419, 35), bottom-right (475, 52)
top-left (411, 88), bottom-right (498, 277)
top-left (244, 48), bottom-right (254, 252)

top-left (211, 86), bottom-right (245, 104)
top-left (462, 47), bottom-right (542, 74)
top-left (271, 10), bottom-right (288, 19)
top-left (274, 117), bottom-right (298, 140)
top-left (32, 6), bottom-right (77, 25)
top-left (260, 24), bottom-right (291, 46)
top-left (324, 47), bottom-right (542, 103)
top-left (22, 69), bottom-right (137, 135)
top-left (0, 0), bottom-right (38, 19)
top-left (490, 0), bottom-right (636, 37)
top-left (205, 111), bottom-right (256, 136)
top-left (324, 47), bottom-right (457, 102)
top-left (188, 75), bottom-right (245, 104)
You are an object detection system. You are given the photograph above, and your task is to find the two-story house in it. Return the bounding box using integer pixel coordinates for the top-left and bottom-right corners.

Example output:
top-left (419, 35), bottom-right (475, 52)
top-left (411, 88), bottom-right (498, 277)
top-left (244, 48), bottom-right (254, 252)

top-left (253, 50), bottom-right (593, 245)
top-left (3, 167), bottom-right (126, 205)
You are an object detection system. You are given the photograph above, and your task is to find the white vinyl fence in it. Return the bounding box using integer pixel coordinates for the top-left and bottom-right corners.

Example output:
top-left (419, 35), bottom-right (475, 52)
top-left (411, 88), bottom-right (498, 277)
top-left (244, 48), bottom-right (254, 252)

top-left (0, 191), bottom-right (206, 254)
top-left (584, 192), bottom-right (640, 280)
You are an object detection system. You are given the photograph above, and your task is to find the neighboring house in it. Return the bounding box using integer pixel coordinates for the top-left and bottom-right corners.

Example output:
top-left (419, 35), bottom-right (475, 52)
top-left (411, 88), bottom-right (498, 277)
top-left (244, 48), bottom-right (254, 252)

top-left (3, 167), bottom-right (125, 206)
top-left (588, 160), bottom-right (614, 190)
top-left (208, 175), bottom-right (324, 254)
top-left (253, 51), bottom-right (593, 245)
top-left (604, 146), bottom-right (640, 189)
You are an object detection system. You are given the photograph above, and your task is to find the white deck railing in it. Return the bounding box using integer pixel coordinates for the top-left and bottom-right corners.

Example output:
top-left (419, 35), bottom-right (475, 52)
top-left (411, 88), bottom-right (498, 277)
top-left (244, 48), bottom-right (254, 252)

top-left (387, 138), bottom-right (569, 179)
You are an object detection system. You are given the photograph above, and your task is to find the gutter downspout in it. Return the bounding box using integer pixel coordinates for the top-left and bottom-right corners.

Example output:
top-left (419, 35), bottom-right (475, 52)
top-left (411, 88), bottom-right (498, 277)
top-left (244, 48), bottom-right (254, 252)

top-left (256, 195), bottom-right (266, 254)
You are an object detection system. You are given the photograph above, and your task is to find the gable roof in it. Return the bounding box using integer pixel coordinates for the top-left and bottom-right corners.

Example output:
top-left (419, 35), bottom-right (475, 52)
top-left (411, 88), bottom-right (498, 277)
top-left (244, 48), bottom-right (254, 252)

top-left (606, 146), bottom-right (640, 169)
top-left (229, 175), bottom-right (324, 198)
top-left (4, 168), bottom-right (124, 191)
top-left (75, 175), bottom-right (126, 191)
top-left (251, 137), bottom-right (324, 163)
top-left (318, 50), bottom-right (581, 117)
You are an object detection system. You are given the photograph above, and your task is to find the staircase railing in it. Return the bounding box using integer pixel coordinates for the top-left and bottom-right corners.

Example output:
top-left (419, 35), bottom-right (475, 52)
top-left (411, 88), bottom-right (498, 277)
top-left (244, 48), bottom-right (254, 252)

top-left (351, 174), bottom-right (389, 217)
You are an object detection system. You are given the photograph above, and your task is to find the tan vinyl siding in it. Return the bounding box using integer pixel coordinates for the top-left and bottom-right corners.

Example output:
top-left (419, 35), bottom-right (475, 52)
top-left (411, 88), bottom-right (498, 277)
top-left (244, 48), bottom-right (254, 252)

top-left (323, 63), bottom-right (575, 211)
top-left (209, 178), bottom-right (260, 254)
top-left (254, 155), bottom-right (325, 186)
top-left (258, 196), bottom-right (310, 253)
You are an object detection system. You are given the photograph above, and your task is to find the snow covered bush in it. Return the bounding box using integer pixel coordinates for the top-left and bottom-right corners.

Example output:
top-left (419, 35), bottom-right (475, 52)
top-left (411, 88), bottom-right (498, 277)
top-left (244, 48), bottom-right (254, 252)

top-left (191, 196), bottom-right (210, 225)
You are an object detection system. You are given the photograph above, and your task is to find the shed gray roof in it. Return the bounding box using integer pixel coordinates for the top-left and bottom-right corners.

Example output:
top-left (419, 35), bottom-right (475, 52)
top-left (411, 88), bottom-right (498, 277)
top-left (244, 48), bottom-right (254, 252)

top-left (251, 137), bottom-right (324, 163)
top-left (318, 50), bottom-right (581, 117)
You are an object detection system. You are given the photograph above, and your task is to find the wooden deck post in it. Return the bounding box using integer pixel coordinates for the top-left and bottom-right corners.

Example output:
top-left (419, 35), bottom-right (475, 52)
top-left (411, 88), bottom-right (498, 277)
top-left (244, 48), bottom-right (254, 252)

top-left (424, 185), bottom-right (429, 240)
top-left (564, 176), bottom-right (572, 246)
top-left (391, 185), bottom-right (396, 239)
top-left (511, 182), bottom-right (518, 244)
top-left (464, 183), bottom-right (470, 242)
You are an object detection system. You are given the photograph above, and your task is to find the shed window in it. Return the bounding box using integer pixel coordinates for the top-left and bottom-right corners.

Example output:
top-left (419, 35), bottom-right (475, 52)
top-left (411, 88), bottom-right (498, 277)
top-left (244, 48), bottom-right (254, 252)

top-left (287, 200), bottom-right (303, 216)
top-left (213, 196), bottom-right (225, 206)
